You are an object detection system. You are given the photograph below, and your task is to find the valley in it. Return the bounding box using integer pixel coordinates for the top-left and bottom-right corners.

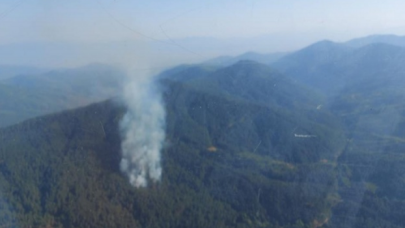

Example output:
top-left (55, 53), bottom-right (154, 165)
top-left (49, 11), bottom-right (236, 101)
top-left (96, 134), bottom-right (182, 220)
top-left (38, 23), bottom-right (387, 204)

top-left (1, 34), bottom-right (405, 227)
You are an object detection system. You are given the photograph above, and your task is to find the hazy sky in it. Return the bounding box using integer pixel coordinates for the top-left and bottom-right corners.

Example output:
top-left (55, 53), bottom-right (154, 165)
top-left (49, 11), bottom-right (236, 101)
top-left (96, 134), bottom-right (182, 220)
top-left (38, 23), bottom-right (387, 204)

top-left (1, 0), bottom-right (405, 67)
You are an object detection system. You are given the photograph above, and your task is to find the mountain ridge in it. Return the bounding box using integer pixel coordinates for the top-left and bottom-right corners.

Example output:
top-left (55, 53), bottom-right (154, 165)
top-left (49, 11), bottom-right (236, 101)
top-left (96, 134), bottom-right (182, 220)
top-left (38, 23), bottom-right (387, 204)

top-left (345, 34), bottom-right (405, 48)
top-left (2, 34), bottom-right (405, 227)
top-left (0, 60), bottom-right (346, 227)
top-left (0, 63), bottom-right (126, 128)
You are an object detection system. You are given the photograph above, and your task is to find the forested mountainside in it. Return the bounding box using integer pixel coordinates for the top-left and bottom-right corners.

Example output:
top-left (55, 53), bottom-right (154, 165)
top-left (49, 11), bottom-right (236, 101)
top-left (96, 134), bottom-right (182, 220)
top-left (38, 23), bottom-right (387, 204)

top-left (272, 38), bottom-right (405, 228)
top-left (272, 41), bottom-right (405, 97)
top-left (160, 39), bottom-right (405, 228)
top-left (2, 35), bottom-right (405, 227)
top-left (0, 60), bottom-right (345, 228)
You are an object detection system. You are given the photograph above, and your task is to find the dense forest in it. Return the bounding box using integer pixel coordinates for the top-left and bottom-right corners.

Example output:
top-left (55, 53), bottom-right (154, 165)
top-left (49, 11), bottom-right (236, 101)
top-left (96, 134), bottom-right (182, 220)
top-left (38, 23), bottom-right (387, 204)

top-left (1, 35), bottom-right (405, 227)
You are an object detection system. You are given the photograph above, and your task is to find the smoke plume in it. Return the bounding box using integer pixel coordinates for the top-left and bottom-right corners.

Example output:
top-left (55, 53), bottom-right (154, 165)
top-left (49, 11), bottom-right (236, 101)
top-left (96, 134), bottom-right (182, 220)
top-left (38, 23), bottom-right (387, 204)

top-left (119, 74), bottom-right (165, 188)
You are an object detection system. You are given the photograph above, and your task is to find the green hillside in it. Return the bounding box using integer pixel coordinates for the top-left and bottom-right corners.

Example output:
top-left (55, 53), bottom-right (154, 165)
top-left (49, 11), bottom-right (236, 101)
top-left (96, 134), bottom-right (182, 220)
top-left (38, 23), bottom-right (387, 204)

top-left (2, 36), bottom-right (405, 228)
top-left (0, 62), bottom-right (345, 227)
top-left (272, 38), bottom-right (405, 228)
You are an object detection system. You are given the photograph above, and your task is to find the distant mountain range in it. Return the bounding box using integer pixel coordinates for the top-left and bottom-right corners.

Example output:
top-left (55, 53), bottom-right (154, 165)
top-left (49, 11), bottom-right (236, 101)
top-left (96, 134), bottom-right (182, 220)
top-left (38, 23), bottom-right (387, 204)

top-left (159, 35), bottom-right (405, 228)
top-left (1, 33), bottom-right (402, 69)
top-left (344, 34), bottom-right (405, 48)
top-left (272, 38), bottom-right (405, 96)
top-left (0, 63), bottom-right (126, 127)
top-left (0, 59), bottom-right (346, 227)
top-left (0, 65), bottom-right (46, 80)
top-left (1, 34), bottom-right (405, 227)
top-left (271, 34), bottom-right (405, 228)
top-left (203, 51), bottom-right (287, 66)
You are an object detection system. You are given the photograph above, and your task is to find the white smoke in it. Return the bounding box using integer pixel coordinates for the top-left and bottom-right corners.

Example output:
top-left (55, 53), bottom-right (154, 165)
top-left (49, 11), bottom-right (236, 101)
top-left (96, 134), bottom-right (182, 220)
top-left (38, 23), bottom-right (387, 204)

top-left (119, 74), bottom-right (165, 188)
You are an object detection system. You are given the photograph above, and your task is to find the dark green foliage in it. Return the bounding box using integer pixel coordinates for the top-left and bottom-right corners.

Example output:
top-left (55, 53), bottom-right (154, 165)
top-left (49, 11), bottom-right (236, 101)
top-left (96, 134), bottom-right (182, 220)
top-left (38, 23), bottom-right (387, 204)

top-left (3, 37), bottom-right (405, 228)
top-left (0, 67), bottom-right (345, 227)
top-left (183, 60), bottom-right (323, 111)
top-left (279, 40), bottom-right (405, 227)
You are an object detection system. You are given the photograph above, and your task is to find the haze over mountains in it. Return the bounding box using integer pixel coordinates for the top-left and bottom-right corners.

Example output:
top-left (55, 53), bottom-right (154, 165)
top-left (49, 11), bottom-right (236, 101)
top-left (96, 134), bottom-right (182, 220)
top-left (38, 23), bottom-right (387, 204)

top-left (2, 33), bottom-right (404, 69)
top-left (0, 65), bottom-right (46, 80)
top-left (0, 61), bottom-right (345, 228)
top-left (272, 35), bottom-right (405, 228)
top-left (1, 34), bottom-right (405, 227)
top-left (272, 38), bottom-right (405, 97)
top-left (0, 63), bottom-right (126, 127)
top-left (344, 34), bottom-right (405, 48)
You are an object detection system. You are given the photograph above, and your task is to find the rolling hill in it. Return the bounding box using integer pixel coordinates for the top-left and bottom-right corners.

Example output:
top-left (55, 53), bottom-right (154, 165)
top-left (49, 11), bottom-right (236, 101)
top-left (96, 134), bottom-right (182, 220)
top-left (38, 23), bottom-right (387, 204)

top-left (0, 63), bottom-right (126, 128)
top-left (0, 65), bottom-right (46, 80)
top-left (2, 34), bottom-right (405, 227)
top-left (272, 41), bottom-right (405, 97)
top-left (0, 61), bottom-right (345, 228)
top-left (204, 51), bottom-right (287, 67)
top-left (345, 34), bottom-right (405, 48)
top-left (272, 36), bottom-right (405, 228)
